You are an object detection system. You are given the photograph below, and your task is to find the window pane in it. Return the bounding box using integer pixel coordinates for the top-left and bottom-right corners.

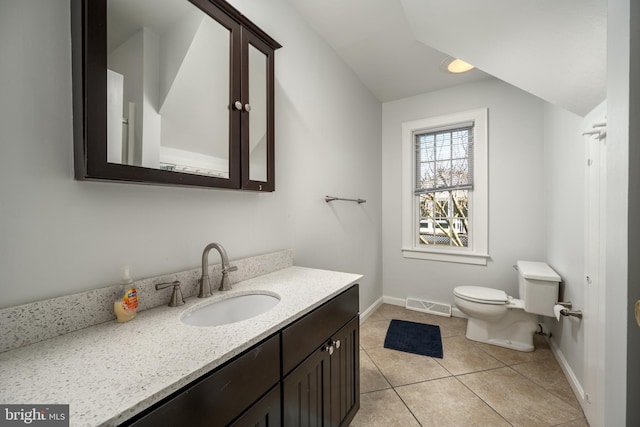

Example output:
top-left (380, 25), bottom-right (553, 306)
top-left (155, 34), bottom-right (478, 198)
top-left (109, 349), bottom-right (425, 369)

top-left (435, 136), bottom-right (451, 160)
top-left (451, 131), bottom-right (468, 158)
top-left (436, 161), bottom-right (452, 187)
top-left (451, 159), bottom-right (469, 186)
top-left (415, 126), bottom-right (473, 193)
top-left (419, 162), bottom-right (436, 188)
top-left (418, 190), bottom-right (468, 247)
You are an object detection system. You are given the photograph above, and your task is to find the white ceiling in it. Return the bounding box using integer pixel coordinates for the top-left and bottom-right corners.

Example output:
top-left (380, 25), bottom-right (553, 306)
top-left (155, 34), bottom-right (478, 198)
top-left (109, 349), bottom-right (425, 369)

top-left (285, 0), bottom-right (607, 116)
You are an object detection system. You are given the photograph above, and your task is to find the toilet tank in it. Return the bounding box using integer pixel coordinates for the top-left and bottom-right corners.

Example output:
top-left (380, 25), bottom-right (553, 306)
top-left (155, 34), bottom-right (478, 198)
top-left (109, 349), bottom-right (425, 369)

top-left (517, 261), bottom-right (561, 317)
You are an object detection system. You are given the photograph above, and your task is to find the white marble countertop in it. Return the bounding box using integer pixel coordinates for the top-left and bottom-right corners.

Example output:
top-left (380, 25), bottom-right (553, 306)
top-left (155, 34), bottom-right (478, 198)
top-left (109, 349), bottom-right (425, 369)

top-left (0, 266), bottom-right (362, 427)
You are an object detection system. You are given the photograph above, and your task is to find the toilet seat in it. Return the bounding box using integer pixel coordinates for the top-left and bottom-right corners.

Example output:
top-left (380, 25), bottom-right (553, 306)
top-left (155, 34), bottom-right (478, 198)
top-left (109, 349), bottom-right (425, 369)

top-left (453, 286), bottom-right (508, 305)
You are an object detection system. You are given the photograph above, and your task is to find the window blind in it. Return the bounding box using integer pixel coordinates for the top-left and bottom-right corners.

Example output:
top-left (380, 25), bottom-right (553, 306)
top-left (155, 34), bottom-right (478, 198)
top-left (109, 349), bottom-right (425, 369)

top-left (414, 122), bottom-right (474, 194)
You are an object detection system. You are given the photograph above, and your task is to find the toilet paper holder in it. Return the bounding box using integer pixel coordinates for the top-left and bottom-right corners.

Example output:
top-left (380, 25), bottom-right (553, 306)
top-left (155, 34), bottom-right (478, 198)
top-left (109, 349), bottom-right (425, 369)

top-left (555, 301), bottom-right (583, 319)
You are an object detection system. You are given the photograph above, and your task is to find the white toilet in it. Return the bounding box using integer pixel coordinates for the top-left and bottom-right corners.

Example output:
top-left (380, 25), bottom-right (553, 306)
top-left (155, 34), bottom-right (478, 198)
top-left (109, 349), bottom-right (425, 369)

top-left (453, 260), bottom-right (561, 352)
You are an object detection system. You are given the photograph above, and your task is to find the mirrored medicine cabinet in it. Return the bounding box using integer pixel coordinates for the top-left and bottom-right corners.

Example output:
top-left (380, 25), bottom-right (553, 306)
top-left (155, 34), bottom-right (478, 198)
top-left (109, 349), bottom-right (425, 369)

top-left (71, 0), bottom-right (281, 191)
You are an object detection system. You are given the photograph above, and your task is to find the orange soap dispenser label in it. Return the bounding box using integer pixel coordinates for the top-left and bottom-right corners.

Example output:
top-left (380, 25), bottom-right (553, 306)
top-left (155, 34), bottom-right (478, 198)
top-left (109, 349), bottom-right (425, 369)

top-left (123, 288), bottom-right (138, 311)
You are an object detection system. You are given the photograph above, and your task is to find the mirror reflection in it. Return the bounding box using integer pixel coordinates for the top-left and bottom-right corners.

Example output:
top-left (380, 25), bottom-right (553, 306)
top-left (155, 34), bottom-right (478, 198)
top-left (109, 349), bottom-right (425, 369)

top-left (106, 0), bottom-right (231, 178)
top-left (248, 44), bottom-right (267, 182)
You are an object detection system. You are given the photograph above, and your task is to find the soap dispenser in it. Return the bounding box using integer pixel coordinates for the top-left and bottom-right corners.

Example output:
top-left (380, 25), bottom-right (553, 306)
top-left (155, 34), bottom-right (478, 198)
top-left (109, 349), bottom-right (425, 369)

top-left (114, 267), bottom-right (138, 323)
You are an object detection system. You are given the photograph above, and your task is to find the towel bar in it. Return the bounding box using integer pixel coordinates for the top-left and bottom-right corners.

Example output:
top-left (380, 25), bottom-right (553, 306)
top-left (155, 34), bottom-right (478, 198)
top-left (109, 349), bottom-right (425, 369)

top-left (325, 196), bottom-right (366, 204)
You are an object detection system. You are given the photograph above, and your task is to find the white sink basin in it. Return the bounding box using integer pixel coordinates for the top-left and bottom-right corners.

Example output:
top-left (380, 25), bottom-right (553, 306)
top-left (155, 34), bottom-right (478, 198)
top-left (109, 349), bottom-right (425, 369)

top-left (181, 293), bottom-right (280, 327)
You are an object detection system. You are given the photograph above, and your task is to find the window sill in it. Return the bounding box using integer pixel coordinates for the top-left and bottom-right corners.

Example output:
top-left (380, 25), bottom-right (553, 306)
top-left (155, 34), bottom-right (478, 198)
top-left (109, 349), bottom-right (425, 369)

top-left (402, 248), bottom-right (489, 266)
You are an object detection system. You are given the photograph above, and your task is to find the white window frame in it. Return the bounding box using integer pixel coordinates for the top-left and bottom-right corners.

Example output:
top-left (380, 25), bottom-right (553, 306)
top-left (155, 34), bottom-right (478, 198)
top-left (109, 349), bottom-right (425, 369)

top-left (401, 108), bottom-right (489, 265)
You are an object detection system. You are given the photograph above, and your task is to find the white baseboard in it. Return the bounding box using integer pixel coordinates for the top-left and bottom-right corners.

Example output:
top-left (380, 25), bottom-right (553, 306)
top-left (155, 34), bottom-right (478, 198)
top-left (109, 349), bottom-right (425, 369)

top-left (381, 296), bottom-right (405, 306)
top-left (360, 297), bottom-right (384, 323)
top-left (548, 336), bottom-right (588, 411)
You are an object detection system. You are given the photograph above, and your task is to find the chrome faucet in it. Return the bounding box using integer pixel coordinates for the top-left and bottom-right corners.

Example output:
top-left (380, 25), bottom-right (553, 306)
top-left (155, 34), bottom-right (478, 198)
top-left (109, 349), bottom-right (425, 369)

top-left (199, 243), bottom-right (238, 297)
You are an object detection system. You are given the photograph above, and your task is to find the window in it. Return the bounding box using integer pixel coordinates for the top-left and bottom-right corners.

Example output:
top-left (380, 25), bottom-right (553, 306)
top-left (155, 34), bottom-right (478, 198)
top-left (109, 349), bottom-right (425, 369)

top-left (416, 124), bottom-right (472, 247)
top-left (402, 109), bottom-right (488, 265)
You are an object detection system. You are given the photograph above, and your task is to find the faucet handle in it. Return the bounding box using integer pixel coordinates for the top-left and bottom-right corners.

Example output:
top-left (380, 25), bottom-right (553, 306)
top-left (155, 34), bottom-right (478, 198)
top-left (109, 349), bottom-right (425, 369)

top-left (155, 281), bottom-right (185, 307)
top-left (223, 265), bottom-right (238, 274)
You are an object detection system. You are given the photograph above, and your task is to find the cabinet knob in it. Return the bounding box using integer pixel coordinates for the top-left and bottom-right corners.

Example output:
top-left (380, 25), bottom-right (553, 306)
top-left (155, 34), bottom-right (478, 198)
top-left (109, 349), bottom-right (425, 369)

top-left (322, 344), bottom-right (334, 356)
top-left (233, 101), bottom-right (243, 110)
top-left (244, 103), bottom-right (252, 112)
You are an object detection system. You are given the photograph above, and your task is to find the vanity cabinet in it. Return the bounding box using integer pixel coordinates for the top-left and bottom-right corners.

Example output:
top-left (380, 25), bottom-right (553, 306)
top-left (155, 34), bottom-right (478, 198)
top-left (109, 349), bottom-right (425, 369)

top-left (71, 0), bottom-right (280, 191)
top-left (124, 334), bottom-right (280, 427)
top-left (229, 385), bottom-right (281, 427)
top-left (120, 284), bottom-right (359, 427)
top-left (282, 285), bottom-right (360, 427)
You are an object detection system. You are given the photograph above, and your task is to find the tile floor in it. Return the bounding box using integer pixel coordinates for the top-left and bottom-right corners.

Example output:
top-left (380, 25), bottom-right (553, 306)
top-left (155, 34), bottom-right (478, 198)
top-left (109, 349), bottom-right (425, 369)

top-left (349, 304), bottom-right (589, 427)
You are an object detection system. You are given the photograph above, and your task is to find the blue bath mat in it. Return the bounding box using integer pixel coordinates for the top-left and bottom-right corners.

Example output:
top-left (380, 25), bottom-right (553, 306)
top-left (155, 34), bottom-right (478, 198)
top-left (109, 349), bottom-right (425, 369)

top-left (383, 319), bottom-right (443, 359)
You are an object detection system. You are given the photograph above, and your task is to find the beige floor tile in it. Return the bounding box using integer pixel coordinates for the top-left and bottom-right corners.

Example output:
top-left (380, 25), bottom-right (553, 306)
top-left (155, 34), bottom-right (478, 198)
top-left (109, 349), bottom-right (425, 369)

top-left (431, 315), bottom-right (468, 338)
top-left (511, 358), bottom-right (582, 410)
top-left (550, 389), bottom-right (583, 412)
top-left (362, 310), bottom-right (386, 322)
top-left (366, 346), bottom-right (450, 387)
top-left (359, 319), bottom-right (391, 349)
top-left (459, 367), bottom-right (584, 427)
top-left (360, 350), bottom-right (392, 393)
top-left (348, 389), bottom-right (420, 427)
top-left (533, 334), bottom-right (551, 349)
top-left (436, 336), bottom-right (504, 375)
top-left (394, 309), bottom-right (446, 324)
top-left (554, 419), bottom-right (590, 427)
top-left (375, 303), bottom-right (427, 321)
top-left (354, 305), bottom-right (587, 427)
top-left (473, 340), bottom-right (554, 365)
top-left (396, 377), bottom-right (511, 427)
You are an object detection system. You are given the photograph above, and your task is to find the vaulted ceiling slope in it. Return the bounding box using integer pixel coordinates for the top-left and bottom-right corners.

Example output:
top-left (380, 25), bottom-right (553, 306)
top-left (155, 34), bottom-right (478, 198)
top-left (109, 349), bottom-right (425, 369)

top-left (286, 0), bottom-right (606, 117)
top-left (284, 0), bottom-right (493, 102)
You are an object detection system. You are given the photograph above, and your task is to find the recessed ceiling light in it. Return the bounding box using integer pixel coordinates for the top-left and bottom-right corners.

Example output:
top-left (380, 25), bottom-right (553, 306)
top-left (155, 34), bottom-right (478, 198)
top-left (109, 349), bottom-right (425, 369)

top-left (445, 58), bottom-right (475, 74)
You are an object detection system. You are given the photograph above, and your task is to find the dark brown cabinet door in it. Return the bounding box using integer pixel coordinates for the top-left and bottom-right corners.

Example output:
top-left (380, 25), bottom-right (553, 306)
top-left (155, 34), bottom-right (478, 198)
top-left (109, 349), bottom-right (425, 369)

top-left (240, 29), bottom-right (276, 192)
top-left (330, 317), bottom-right (360, 427)
top-left (283, 346), bottom-right (331, 427)
top-left (283, 315), bottom-right (360, 427)
top-left (229, 385), bottom-right (281, 427)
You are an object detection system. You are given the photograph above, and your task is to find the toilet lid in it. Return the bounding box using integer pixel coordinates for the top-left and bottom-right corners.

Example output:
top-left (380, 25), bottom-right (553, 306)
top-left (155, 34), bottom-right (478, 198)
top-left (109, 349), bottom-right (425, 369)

top-left (453, 286), bottom-right (508, 304)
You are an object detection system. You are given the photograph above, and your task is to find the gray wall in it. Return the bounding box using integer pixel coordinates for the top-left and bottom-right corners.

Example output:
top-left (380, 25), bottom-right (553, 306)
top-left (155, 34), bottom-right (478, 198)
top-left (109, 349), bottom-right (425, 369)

top-left (544, 103), bottom-right (606, 403)
top-left (0, 0), bottom-right (383, 312)
top-left (541, 102), bottom-right (588, 396)
top-left (381, 78), bottom-right (546, 306)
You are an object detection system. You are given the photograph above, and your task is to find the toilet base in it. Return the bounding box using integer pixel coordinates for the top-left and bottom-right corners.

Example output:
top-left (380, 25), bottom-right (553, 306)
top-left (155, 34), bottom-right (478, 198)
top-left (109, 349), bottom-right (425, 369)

top-left (465, 309), bottom-right (539, 352)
